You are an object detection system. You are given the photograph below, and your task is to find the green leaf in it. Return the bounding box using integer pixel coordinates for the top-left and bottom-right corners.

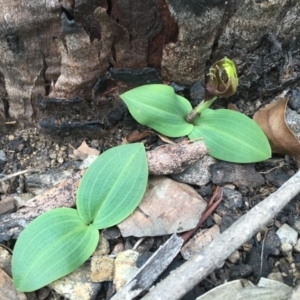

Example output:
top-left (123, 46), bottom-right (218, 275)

top-left (188, 109), bottom-right (271, 163)
top-left (120, 84), bottom-right (193, 137)
top-left (12, 208), bottom-right (99, 292)
top-left (76, 143), bottom-right (148, 229)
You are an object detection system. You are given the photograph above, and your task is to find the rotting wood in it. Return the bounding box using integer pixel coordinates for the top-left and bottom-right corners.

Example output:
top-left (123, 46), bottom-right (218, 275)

top-left (0, 141), bottom-right (207, 242)
top-left (141, 170), bottom-right (300, 300)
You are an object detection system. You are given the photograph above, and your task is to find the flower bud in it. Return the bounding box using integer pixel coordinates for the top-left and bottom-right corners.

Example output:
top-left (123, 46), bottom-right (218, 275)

top-left (205, 57), bottom-right (238, 100)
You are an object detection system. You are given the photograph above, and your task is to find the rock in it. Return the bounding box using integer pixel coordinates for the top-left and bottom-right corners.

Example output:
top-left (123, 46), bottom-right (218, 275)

top-left (229, 264), bottom-right (253, 280)
top-left (294, 239), bottom-right (300, 253)
top-left (118, 176), bottom-right (207, 237)
top-left (265, 169), bottom-right (291, 187)
top-left (223, 188), bottom-right (243, 209)
top-left (93, 237), bottom-right (110, 257)
top-left (280, 242), bottom-right (294, 263)
top-left (181, 225), bottom-right (220, 260)
top-left (50, 262), bottom-right (101, 300)
top-left (292, 217), bottom-right (300, 233)
top-left (0, 268), bottom-right (27, 300)
top-left (276, 224), bottom-right (298, 246)
top-left (170, 155), bottom-right (215, 186)
top-left (210, 162), bottom-right (265, 188)
top-left (267, 271), bottom-right (284, 283)
top-left (113, 250), bottom-right (139, 291)
top-left (0, 150), bottom-right (7, 162)
top-left (292, 284), bottom-right (300, 300)
top-left (79, 155), bottom-right (98, 170)
top-left (190, 81), bottom-right (205, 107)
top-left (0, 247), bottom-right (11, 276)
top-left (91, 256), bottom-right (114, 282)
top-left (103, 226), bottom-right (121, 240)
top-left (228, 250), bottom-right (240, 264)
top-left (0, 196), bottom-right (15, 215)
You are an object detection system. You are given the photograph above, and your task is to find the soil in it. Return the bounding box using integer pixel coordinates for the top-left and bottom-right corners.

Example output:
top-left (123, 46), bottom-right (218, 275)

top-left (0, 90), bottom-right (300, 299)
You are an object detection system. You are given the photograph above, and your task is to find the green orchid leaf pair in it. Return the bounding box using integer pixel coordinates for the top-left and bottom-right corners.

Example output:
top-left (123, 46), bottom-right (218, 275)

top-left (121, 84), bottom-right (271, 163)
top-left (12, 143), bottom-right (148, 292)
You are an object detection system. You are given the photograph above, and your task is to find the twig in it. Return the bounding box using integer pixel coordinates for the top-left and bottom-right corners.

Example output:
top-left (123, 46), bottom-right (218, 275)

top-left (181, 186), bottom-right (223, 244)
top-left (142, 170), bottom-right (300, 300)
top-left (0, 169), bottom-right (38, 183)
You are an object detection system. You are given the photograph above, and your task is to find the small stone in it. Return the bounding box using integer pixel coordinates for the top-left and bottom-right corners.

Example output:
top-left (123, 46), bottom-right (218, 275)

top-left (91, 256), bottom-right (114, 282)
top-left (229, 263), bottom-right (253, 280)
top-left (294, 239), bottom-right (300, 253)
top-left (103, 226), bottom-right (121, 240)
top-left (223, 187), bottom-right (243, 209)
top-left (292, 217), bottom-right (300, 233)
top-left (111, 243), bottom-right (125, 256)
top-left (267, 271), bottom-right (284, 283)
top-left (114, 250), bottom-right (139, 291)
top-left (276, 224), bottom-right (298, 246)
top-left (50, 262), bottom-right (101, 300)
top-left (210, 162), bottom-right (265, 188)
top-left (0, 150), bottom-right (7, 162)
top-left (8, 135), bottom-right (14, 141)
top-left (212, 213), bottom-right (222, 226)
top-left (93, 236), bottom-right (110, 256)
top-left (292, 284), bottom-right (300, 300)
top-left (0, 247), bottom-right (12, 276)
top-left (170, 155), bottom-right (215, 186)
top-left (228, 250), bottom-right (240, 264)
top-left (280, 242), bottom-right (294, 263)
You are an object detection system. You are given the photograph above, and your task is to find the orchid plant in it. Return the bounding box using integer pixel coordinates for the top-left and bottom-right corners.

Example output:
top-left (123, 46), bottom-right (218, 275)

top-left (121, 57), bottom-right (271, 163)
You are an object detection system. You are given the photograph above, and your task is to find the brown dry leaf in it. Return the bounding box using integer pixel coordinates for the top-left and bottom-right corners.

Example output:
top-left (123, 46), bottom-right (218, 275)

top-left (157, 134), bottom-right (176, 144)
top-left (74, 141), bottom-right (100, 160)
top-left (126, 130), bottom-right (152, 143)
top-left (0, 268), bottom-right (27, 300)
top-left (253, 96), bottom-right (300, 162)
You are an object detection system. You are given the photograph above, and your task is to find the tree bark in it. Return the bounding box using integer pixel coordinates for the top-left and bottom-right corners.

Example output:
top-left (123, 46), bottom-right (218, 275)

top-left (0, 0), bottom-right (299, 133)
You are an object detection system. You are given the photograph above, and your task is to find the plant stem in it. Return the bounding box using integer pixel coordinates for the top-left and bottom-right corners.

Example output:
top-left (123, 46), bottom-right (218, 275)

top-left (186, 97), bottom-right (217, 123)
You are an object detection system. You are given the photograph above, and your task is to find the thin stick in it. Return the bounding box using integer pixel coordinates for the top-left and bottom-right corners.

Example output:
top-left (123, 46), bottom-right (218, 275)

top-left (0, 169), bottom-right (38, 183)
top-left (142, 170), bottom-right (300, 300)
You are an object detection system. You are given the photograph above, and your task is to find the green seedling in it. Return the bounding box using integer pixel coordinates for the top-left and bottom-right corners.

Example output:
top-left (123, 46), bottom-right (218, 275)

top-left (121, 57), bottom-right (271, 163)
top-left (12, 143), bottom-right (148, 292)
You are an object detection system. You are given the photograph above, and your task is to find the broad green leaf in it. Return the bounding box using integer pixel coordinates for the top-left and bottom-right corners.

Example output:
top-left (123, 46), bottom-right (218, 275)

top-left (188, 109), bottom-right (271, 163)
top-left (120, 84), bottom-right (193, 137)
top-left (12, 208), bottom-right (99, 292)
top-left (76, 143), bottom-right (148, 229)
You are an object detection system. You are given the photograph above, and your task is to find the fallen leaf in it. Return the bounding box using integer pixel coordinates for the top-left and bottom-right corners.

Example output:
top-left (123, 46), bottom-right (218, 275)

top-left (126, 130), bottom-right (152, 143)
top-left (253, 96), bottom-right (300, 163)
top-left (73, 141), bottom-right (100, 160)
top-left (157, 134), bottom-right (176, 144)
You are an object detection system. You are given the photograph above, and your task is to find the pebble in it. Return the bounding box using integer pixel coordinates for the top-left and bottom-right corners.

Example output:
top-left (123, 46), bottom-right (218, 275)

top-left (292, 217), bottom-right (300, 233)
top-left (210, 162), bottom-right (265, 188)
top-left (91, 256), bottom-right (114, 282)
top-left (170, 155), bottom-right (215, 186)
top-left (228, 250), bottom-right (240, 264)
top-left (103, 226), bottom-right (121, 240)
top-left (276, 224), bottom-right (298, 246)
top-left (280, 242), bottom-right (294, 263)
top-left (0, 150), bottom-right (7, 162)
top-left (229, 264), bottom-right (253, 280)
top-left (113, 250), bottom-right (139, 291)
top-left (0, 247), bottom-right (11, 276)
top-left (223, 187), bottom-right (243, 209)
top-left (294, 239), bottom-right (300, 253)
top-left (50, 262), bottom-right (102, 300)
top-left (267, 271), bottom-right (284, 283)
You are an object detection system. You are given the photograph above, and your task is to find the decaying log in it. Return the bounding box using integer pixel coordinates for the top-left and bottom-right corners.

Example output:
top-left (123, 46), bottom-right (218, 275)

top-left (0, 141), bottom-right (207, 242)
